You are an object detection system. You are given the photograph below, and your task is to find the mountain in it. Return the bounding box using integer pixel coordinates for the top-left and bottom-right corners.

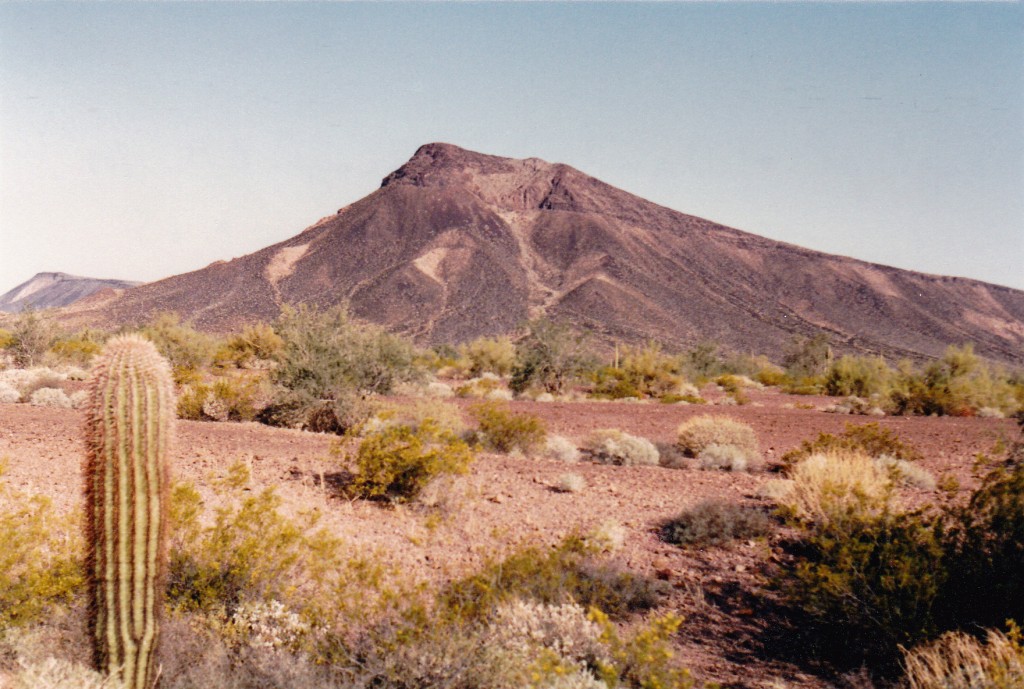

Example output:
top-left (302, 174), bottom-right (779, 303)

top-left (62, 143), bottom-right (1024, 365)
top-left (0, 272), bottom-right (140, 313)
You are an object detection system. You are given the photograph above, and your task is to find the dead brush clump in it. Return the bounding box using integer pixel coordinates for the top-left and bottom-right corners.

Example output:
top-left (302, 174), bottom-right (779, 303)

top-left (778, 449), bottom-right (894, 524)
top-left (660, 499), bottom-right (773, 547)
top-left (580, 429), bottom-right (659, 466)
top-left (676, 415), bottom-right (759, 469)
top-left (901, 628), bottom-right (1024, 689)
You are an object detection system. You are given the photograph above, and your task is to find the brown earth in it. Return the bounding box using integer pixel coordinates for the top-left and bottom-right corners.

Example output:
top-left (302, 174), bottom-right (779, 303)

top-left (60, 143), bottom-right (1024, 365)
top-left (0, 391), bottom-right (1017, 688)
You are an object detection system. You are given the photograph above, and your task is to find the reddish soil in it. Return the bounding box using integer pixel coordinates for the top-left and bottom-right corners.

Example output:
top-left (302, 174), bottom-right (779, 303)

top-left (0, 392), bottom-right (1016, 688)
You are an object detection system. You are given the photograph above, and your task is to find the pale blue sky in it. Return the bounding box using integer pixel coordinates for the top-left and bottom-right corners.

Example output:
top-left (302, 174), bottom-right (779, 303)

top-left (1, 2), bottom-right (1021, 291)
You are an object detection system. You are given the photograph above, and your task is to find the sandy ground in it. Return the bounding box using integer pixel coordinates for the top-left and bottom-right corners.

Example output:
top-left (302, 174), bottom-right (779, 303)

top-left (0, 393), bottom-right (1016, 688)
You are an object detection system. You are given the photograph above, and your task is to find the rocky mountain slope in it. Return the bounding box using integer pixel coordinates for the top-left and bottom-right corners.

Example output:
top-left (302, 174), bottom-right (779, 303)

top-left (63, 143), bottom-right (1024, 364)
top-left (0, 272), bottom-right (140, 313)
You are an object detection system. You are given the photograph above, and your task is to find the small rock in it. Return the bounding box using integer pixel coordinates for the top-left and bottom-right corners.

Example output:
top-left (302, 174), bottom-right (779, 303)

top-left (735, 564), bottom-right (747, 573)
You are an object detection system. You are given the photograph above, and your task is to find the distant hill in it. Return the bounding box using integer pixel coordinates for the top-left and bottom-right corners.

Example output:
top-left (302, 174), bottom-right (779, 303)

top-left (62, 143), bottom-right (1024, 365)
top-left (0, 272), bottom-right (141, 313)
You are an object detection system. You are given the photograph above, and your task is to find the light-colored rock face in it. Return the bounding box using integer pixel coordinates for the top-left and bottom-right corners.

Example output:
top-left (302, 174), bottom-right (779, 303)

top-left (0, 272), bottom-right (141, 313)
top-left (56, 143), bottom-right (1024, 366)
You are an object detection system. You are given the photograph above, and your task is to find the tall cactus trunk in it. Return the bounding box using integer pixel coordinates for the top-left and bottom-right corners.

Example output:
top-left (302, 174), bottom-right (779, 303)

top-left (83, 335), bottom-right (174, 689)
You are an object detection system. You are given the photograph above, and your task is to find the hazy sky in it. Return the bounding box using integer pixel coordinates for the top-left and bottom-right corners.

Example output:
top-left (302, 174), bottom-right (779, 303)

top-left (1, 2), bottom-right (1021, 292)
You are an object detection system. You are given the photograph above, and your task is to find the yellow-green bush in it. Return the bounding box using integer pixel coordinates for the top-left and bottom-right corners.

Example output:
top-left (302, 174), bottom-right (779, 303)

top-left (459, 335), bottom-right (516, 377)
top-left (0, 466), bottom-right (82, 628)
top-left (471, 400), bottom-right (547, 454)
top-left (167, 471), bottom-right (342, 617)
top-left (347, 420), bottom-right (475, 502)
top-left (440, 535), bottom-right (664, 624)
top-left (49, 331), bottom-right (105, 365)
top-left (780, 422), bottom-right (922, 467)
top-left (213, 322), bottom-right (283, 369)
top-left (590, 608), bottom-right (695, 689)
top-left (824, 355), bottom-right (892, 398)
top-left (140, 312), bottom-right (218, 383)
top-left (0, 327), bottom-right (13, 350)
top-left (591, 342), bottom-right (686, 400)
top-left (890, 345), bottom-right (1020, 417)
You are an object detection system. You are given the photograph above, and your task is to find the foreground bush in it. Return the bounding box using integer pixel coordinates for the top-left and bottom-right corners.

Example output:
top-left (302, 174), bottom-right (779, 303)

top-left (901, 627), bottom-right (1024, 689)
top-left (470, 401), bottom-right (547, 455)
top-left (348, 420), bottom-right (475, 502)
top-left (167, 469), bottom-right (343, 616)
top-left (779, 450), bottom-right (895, 524)
top-left (0, 469), bottom-right (82, 628)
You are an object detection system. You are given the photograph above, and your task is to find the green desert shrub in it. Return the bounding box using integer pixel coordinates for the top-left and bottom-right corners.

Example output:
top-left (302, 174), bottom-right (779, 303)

top-left (439, 536), bottom-right (664, 623)
top-left (366, 398), bottom-right (467, 437)
top-left (264, 304), bottom-right (419, 433)
top-left (0, 327), bottom-right (13, 351)
top-left (470, 400), bottom-right (547, 454)
top-left (591, 342), bottom-right (686, 400)
top-left (510, 319), bottom-right (594, 395)
top-left (824, 355), bottom-right (893, 398)
top-left (676, 415), bottom-right (759, 464)
top-left (167, 469), bottom-right (342, 616)
top-left (580, 429), bottom-right (660, 466)
top-left (49, 329), bottom-right (106, 365)
top-left (347, 420), bottom-right (475, 502)
top-left (214, 321), bottom-right (284, 368)
top-left (783, 333), bottom-right (833, 380)
top-left (781, 421), bottom-right (922, 468)
top-left (890, 345), bottom-right (1020, 417)
top-left (0, 466), bottom-right (82, 628)
top-left (459, 335), bottom-right (516, 377)
top-left (140, 312), bottom-right (218, 381)
top-left (942, 457), bottom-right (1024, 631)
top-left (6, 309), bottom-right (62, 368)
top-left (660, 499), bottom-right (773, 547)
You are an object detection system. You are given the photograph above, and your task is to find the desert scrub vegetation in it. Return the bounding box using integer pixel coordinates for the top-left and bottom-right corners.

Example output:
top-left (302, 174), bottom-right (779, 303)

top-left (0, 465), bottom-right (82, 628)
top-left (510, 319), bottom-right (594, 395)
top-left (675, 415), bottom-right (759, 469)
top-left (780, 421), bottom-right (922, 468)
top-left (579, 429), bottom-right (659, 466)
top-left (261, 304), bottom-right (420, 433)
top-left (589, 342), bottom-right (687, 400)
top-left (659, 499), bottom-right (773, 547)
top-left (470, 400), bottom-right (547, 455)
top-left (342, 419), bottom-right (475, 502)
top-left (457, 335), bottom-right (516, 377)
top-left (140, 312), bottom-right (219, 383)
top-left (439, 534), bottom-right (665, 623)
top-left (3, 308), bottom-right (63, 368)
top-left (900, 626), bottom-right (1024, 689)
top-left (770, 421), bottom-right (1024, 673)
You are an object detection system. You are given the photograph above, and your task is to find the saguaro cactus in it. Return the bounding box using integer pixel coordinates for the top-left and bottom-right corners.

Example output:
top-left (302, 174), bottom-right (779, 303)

top-left (83, 335), bottom-right (174, 689)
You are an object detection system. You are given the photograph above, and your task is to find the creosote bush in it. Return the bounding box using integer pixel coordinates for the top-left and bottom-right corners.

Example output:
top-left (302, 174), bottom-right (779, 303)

top-left (510, 319), bottom-right (593, 395)
top-left (470, 400), bottom-right (547, 455)
top-left (660, 499), bottom-right (772, 547)
top-left (439, 536), bottom-right (664, 623)
top-left (347, 420), bottom-right (475, 502)
top-left (263, 304), bottom-right (419, 434)
top-left (781, 421), bottom-right (922, 468)
top-left (0, 466), bottom-right (82, 629)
